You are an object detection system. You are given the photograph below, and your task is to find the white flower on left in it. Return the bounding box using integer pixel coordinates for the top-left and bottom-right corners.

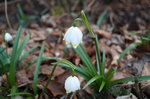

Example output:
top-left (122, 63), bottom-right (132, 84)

top-left (65, 76), bottom-right (80, 93)
top-left (64, 26), bottom-right (83, 48)
top-left (5, 33), bottom-right (13, 42)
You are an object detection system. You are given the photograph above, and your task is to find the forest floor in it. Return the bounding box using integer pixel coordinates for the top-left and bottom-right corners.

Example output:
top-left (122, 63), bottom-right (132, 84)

top-left (0, 0), bottom-right (150, 99)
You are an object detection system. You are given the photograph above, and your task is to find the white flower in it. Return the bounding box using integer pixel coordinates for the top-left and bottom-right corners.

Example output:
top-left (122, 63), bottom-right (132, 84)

top-left (64, 26), bottom-right (83, 48)
top-left (65, 76), bottom-right (80, 93)
top-left (5, 33), bottom-right (13, 42)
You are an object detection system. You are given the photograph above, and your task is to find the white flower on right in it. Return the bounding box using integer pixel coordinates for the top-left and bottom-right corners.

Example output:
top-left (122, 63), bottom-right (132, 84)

top-left (64, 26), bottom-right (83, 48)
top-left (5, 33), bottom-right (13, 42)
top-left (65, 76), bottom-right (80, 93)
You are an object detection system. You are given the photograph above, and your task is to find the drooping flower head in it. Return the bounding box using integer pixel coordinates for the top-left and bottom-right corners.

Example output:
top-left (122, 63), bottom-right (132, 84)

top-left (64, 26), bottom-right (83, 48)
top-left (4, 33), bottom-right (13, 42)
top-left (65, 76), bottom-right (80, 93)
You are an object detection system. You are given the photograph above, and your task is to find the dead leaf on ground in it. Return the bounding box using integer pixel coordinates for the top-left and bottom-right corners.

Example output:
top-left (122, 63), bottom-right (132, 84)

top-left (46, 80), bottom-right (65, 96)
top-left (112, 71), bottom-right (131, 81)
top-left (94, 29), bottom-right (112, 39)
top-left (40, 65), bottom-right (65, 77)
top-left (116, 93), bottom-right (137, 99)
top-left (16, 70), bottom-right (30, 85)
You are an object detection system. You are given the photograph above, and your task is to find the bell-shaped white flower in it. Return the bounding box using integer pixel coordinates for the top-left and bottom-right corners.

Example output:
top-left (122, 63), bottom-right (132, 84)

top-left (65, 76), bottom-right (80, 93)
top-left (64, 26), bottom-right (83, 48)
top-left (5, 33), bottom-right (13, 42)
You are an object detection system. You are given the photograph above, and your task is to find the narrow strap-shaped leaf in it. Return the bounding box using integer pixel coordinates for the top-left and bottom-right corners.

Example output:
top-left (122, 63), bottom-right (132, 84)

top-left (0, 86), bottom-right (8, 91)
top-left (80, 64), bottom-right (93, 77)
top-left (10, 86), bottom-right (17, 99)
top-left (99, 81), bottom-right (105, 92)
top-left (16, 34), bottom-right (30, 61)
top-left (81, 10), bottom-right (95, 38)
top-left (9, 26), bottom-right (22, 87)
top-left (55, 59), bottom-right (76, 69)
top-left (108, 75), bottom-right (150, 86)
top-left (118, 42), bottom-right (141, 62)
top-left (96, 9), bottom-right (108, 26)
top-left (53, 62), bottom-right (90, 80)
top-left (8, 92), bottom-right (32, 96)
top-left (33, 42), bottom-right (45, 95)
top-left (19, 45), bottom-right (38, 62)
top-left (94, 35), bottom-right (102, 75)
top-left (105, 67), bottom-right (117, 85)
top-left (75, 44), bottom-right (97, 75)
top-left (0, 46), bottom-right (10, 66)
top-left (101, 52), bottom-right (106, 76)
top-left (83, 76), bottom-right (101, 89)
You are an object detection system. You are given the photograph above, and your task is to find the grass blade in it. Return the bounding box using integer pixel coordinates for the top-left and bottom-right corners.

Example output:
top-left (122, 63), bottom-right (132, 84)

top-left (9, 26), bottom-right (22, 87)
top-left (8, 92), bottom-right (32, 96)
top-left (19, 45), bottom-right (38, 62)
top-left (33, 42), bottom-right (45, 95)
top-left (75, 44), bottom-right (97, 75)
top-left (96, 9), bottom-right (108, 26)
top-left (83, 76), bottom-right (101, 89)
top-left (99, 81), bottom-right (105, 92)
top-left (108, 75), bottom-right (150, 86)
top-left (16, 34), bottom-right (30, 61)
top-left (105, 67), bottom-right (117, 85)
top-left (55, 59), bottom-right (76, 69)
top-left (94, 35), bottom-right (102, 75)
top-left (118, 42), bottom-right (141, 62)
top-left (102, 52), bottom-right (106, 76)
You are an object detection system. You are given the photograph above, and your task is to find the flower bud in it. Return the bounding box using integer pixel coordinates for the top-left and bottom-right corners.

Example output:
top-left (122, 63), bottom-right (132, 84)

top-left (5, 33), bottom-right (13, 42)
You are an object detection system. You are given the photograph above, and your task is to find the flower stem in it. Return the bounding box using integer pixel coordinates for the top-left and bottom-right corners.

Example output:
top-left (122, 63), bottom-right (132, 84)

top-left (72, 69), bottom-right (75, 77)
top-left (81, 10), bottom-right (95, 38)
top-left (40, 65), bottom-right (57, 98)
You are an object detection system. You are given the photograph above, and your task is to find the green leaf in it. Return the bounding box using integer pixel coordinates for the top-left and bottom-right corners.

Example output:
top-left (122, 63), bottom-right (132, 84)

top-left (108, 75), bottom-right (150, 86)
top-left (0, 86), bottom-right (8, 91)
top-left (16, 34), bottom-right (30, 61)
top-left (94, 35), bottom-right (102, 75)
top-left (0, 46), bottom-right (10, 73)
top-left (55, 59), bottom-right (76, 69)
top-left (99, 81), bottom-right (105, 92)
top-left (19, 45), bottom-right (38, 62)
top-left (8, 92), bottom-right (32, 96)
top-left (96, 9), bottom-right (108, 26)
top-left (75, 44), bottom-right (97, 76)
top-left (9, 26), bottom-right (22, 87)
top-left (10, 86), bottom-right (17, 99)
top-left (81, 10), bottom-right (95, 38)
top-left (80, 64), bottom-right (93, 77)
top-left (33, 42), bottom-right (45, 95)
top-left (54, 62), bottom-right (91, 80)
top-left (105, 67), bottom-right (117, 85)
top-left (118, 42), bottom-right (141, 62)
top-left (101, 52), bottom-right (106, 76)
top-left (83, 76), bottom-right (101, 89)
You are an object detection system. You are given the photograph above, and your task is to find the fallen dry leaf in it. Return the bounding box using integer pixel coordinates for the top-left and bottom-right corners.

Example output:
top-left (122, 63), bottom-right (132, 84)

top-left (16, 70), bottom-right (30, 85)
top-left (94, 29), bottom-right (112, 39)
top-left (40, 65), bottom-right (65, 76)
top-left (116, 93), bottom-right (137, 99)
top-left (46, 80), bottom-right (65, 96)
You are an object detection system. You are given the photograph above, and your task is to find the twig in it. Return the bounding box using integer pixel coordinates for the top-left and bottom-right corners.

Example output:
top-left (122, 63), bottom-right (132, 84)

top-left (5, 0), bottom-right (12, 30)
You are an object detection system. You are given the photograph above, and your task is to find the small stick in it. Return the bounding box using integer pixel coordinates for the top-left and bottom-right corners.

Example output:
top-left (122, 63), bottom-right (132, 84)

top-left (5, 0), bottom-right (13, 30)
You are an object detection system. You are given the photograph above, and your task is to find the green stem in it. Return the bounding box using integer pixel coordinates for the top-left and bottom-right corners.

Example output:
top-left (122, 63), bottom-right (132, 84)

top-left (72, 18), bottom-right (82, 26)
top-left (81, 10), bottom-right (95, 38)
top-left (94, 36), bottom-right (102, 75)
top-left (40, 65), bottom-right (57, 98)
top-left (72, 69), bottom-right (75, 77)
